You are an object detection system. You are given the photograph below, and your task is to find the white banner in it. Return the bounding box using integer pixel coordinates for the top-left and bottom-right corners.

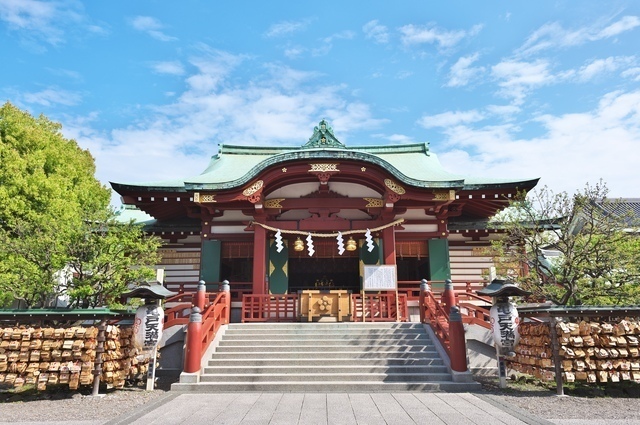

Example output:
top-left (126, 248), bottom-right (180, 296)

top-left (133, 305), bottom-right (164, 351)
top-left (489, 302), bottom-right (520, 356)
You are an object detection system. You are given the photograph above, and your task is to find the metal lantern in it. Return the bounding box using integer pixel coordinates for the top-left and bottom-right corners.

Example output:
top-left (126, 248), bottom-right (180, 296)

top-left (293, 237), bottom-right (305, 251)
top-left (346, 237), bottom-right (357, 251)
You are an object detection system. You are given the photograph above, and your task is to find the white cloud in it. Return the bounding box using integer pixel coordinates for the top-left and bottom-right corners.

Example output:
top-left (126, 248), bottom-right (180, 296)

top-left (46, 67), bottom-right (83, 81)
top-left (386, 134), bottom-right (416, 144)
top-left (363, 20), bottom-right (389, 44)
top-left (62, 48), bottom-right (386, 200)
top-left (399, 23), bottom-right (482, 50)
top-left (446, 53), bottom-right (485, 87)
top-left (184, 47), bottom-right (246, 93)
top-left (395, 71), bottom-right (413, 79)
top-left (517, 16), bottom-right (640, 57)
top-left (322, 30), bottom-right (355, 44)
top-left (417, 110), bottom-right (485, 129)
top-left (0, 0), bottom-right (99, 47)
top-left (284, 46), bottom-right (305, 59)
top-left (491, 60), bottom-right (555, 104)
top-left (597, 15), bottom-right (640, 38)
top-left (21, 87), bottom-right (82, 107)
top-left (151, 61), bottom-right (186, 76)
top-left (576, 56), bottom-right (635, 82)
top-left (264, 19), bottom-right (309, 38)
top-left (311, 31), bottom-right (355, 57)
top-left (435, 90), bottom-right (640, 197)
top-left (621, 67), bottom-right (640, 81)
top-left (485, 104), bottom-right (521, 117)
top-left (129, 16), bottom-right (176, 41)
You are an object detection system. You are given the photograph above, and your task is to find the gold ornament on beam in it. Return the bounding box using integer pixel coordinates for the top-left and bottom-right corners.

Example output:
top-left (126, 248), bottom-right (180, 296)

top-left (293, 237), bottom-right (305, 252)
top-left (346, 237), bottom-right (357, 251)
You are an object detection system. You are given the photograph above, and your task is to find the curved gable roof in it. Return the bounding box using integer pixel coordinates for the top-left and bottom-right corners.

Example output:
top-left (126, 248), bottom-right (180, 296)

top-left (111, 121), bottom-right (538, 194)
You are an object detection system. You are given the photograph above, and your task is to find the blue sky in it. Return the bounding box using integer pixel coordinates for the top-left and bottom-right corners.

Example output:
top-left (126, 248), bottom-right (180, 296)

top-left (2, 0), bottom-right (639, 204)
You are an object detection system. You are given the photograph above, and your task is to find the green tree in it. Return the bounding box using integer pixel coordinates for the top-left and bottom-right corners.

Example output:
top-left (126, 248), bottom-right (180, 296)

top-left (0, 102), bottom-right (161, 308)
top-left (62, 211), bottom-right (162, 308)
top-left (490, 181), bottom-right (640, 306)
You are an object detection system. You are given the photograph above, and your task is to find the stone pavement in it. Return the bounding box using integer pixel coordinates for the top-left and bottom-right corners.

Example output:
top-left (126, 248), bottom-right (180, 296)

top-left (103, 392), bottom-right (553, 425)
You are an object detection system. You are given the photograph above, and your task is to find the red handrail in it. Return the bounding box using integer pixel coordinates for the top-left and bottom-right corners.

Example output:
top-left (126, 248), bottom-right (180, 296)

top-left (164, 281), bottom-right (252, 303)
top-left (198, 291), bottom-right (230, 354)
top-left (164, 291), bottom-right (221, 329)
top-left (163, 302), bottom-right (192, 328)
top-left (183, 290), bottom-right (231, 373)
top-left (419, 290), bottom-right (451, 356)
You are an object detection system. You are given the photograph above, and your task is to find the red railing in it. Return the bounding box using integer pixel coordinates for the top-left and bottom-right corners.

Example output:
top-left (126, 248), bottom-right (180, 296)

top-left (183, 289), bottom-right (231, 373)
top-left (457, 291), bottom-right (493, 330)
top-left (164, 281), bottom-right (252, 303)
top-left (397, 279), bottom-right (490, 301)
top-left (351, 293), bottom-right (409, 322)
top-left (419, 289), bottom-right (451, 356)
top-left (199, 291), bottom-right (230, 354)
top-left (164, 291), bottom-right (221, 329)
top-left (241, 294), bottom-right (299, 322)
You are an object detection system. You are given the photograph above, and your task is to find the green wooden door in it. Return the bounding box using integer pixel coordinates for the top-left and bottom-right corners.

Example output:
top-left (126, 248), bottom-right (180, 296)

top-left (428, 238), bottom-right (451, 291)
top-left (268, 239), bottom-right (289, 294)
top-left (200, 240), bottom-right (221, 290)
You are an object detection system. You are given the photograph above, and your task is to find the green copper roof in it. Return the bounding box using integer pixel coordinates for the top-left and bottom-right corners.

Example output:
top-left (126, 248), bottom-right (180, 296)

top-left (111, 121), bottom-right (538, 193)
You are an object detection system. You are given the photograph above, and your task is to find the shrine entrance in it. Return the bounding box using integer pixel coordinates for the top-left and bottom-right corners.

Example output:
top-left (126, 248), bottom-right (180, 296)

top-left (288, 256), bottom-right (360, 293)
top-left (285, 238), bottom-right (360, 293)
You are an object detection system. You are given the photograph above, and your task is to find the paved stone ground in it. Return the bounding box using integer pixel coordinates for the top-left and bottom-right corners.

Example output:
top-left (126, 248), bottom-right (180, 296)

top-left (103, 392), bottom-right (551, 425)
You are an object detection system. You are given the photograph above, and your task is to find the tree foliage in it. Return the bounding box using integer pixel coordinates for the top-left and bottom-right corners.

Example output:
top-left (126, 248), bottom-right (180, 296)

top-left (490, 181), bottom-right (640, 306)
top-left (0, 102), bottom-right (161, 308)
top-left (62, 211), bottom-right (162, 308)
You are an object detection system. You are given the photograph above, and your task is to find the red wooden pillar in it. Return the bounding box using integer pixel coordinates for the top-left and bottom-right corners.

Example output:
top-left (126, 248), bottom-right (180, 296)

top-left (195, 280), bottom-right (206, 311)
top-left (382, 226), bottom-right (396, 266)
top-left (448, 306), bottom-right (468, 372)
top-left (441, 278), bottom-right (456, 316)
top-left (221, 280), bottom-right (231, 324)
top-left (184, 307), bottom-right (202, 374)
top-left (252, 224), bottom-right (267, 295)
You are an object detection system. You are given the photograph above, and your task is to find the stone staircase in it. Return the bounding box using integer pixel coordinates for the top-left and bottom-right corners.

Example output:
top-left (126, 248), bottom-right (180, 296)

top-left (172, 322), bottom-right (481, 392)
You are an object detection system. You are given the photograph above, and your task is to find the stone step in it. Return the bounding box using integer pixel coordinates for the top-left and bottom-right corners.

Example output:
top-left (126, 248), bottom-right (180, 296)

top-left (210, 351), bottom-right (441, 359)
top-left (222, 331), bottom-right (430, 338)
top-left (217, 338), bottom-right (432, 346)
top-left (203, 365), bottom-right (449, 375)
top-left (175, 322), bottom-right (475, 393)
top-left (172, 381), bottom-right (482, 392)
top-left (214, 344), bottom-right (437, 353)
top-left (227, 323), bottom-right (424, 331)
top-left (199, 372), bottom-right (454, 383)
top-left (207, 358), bottom-right (445, 367)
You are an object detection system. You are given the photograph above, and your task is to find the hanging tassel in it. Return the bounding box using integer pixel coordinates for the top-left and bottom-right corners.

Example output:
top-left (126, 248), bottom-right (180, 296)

top-left (306, 233), bottom-right (315, 256)
top-left (365, 229), bottom-right (374, 252)
top-left (336, 232), bottom-right (345, 255)
top-left (275, 229), bottom-right (284, 253)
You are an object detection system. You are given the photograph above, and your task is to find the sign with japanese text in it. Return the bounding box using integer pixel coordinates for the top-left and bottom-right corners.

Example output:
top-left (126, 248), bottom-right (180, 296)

top-left (489, 301), bottom-right (520, 356)
top-left (363, 265), bottom-right (397, 291)
top-left (133, 305), bottom-right (164, 351)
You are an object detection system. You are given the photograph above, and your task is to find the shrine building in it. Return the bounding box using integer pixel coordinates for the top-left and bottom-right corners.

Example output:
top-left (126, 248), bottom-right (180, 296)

top-left (112, 120), bottom-right (538, 318)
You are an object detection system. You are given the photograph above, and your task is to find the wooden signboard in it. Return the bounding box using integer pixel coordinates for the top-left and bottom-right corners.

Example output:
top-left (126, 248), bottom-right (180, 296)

top-left (363, 265), bottom-right (397, 291)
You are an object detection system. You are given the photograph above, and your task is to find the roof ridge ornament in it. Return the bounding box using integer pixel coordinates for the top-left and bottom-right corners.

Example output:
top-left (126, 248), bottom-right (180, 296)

top-left (302, 119), bottom-right (346, 149)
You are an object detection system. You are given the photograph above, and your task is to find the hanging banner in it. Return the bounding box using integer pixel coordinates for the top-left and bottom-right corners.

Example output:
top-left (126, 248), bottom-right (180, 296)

top-left (489, 301), bottom-right (520, 356)
top-left (133, 304), bottom-right (164, 351)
